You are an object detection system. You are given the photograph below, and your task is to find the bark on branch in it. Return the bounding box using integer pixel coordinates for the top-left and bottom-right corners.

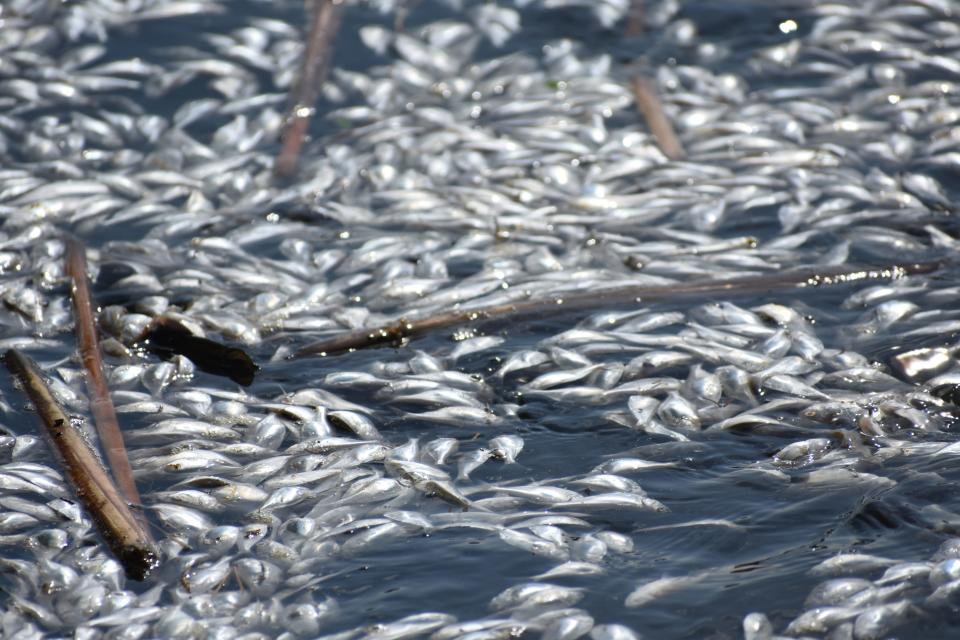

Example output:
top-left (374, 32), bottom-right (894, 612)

top-left (625, 0), bottom-right (645, 36)
top-left (274, 0), bottom-right (346, 179)
top-left (65, 238), bottom-right (145, 520)
top-left (4, 349), bottom-right (158, 580)
top-left (292, 260), bottom-right (944, 359)
top-left (631, 74), bottom-right (685, 161)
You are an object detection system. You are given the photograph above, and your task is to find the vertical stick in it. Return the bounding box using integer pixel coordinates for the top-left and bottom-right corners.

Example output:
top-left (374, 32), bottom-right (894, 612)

top-left (394, 0), bottom-right (422, 32)
top-left (625, 0), bottom-right (645, 36)
top-left (631, 74), bottom-right (685, 161)
top-left (64, 238), bottom-right (144, 516)
top-left (274, 0), bottom-right (346, 179)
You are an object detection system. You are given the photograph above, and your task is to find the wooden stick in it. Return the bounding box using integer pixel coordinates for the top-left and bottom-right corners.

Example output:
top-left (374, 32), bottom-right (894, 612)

top-left (292, 260), bottom-right (945, 358)
top-left (625, 0), bottom-right (645, 36)
top-left (4, 349), bottom-right (158, 580)
top-left (64, 239), bottom-right (144, 517)
top-left (394, 0), bottom-right (422, 32)
top-left (274, 0), bottom-right (346, 179)
top-left (631, 74), bottom-right (685, 160)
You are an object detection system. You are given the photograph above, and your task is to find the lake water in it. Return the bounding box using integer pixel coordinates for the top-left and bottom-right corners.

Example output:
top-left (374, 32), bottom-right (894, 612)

top-left (2, 0), bottom-right (960, 638)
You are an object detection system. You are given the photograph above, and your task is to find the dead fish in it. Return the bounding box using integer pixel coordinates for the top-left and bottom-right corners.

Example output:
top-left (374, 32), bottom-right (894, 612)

top-left (810, 554), bottom-right (900, 576)
top-left (625, 574), bottom-right (707, 608)
top-left (489, 583), bottom-right (583, 611)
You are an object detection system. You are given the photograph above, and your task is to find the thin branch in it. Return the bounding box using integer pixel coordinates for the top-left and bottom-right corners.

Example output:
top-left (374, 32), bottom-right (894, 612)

top-left (292, 260), bottom-right (945, 358)
top-left (631, 74), bottom-right (685, 161)
top-left (4, 349), bottom-right (158, 580)
top-left (394, 0), bottom-right (422, 32)
top-left (625, 0), bottom-right (645, 36)
top-left (274, 0), bottom-right (346, 179)
top-left (64, 238), bottom-right (144, 516)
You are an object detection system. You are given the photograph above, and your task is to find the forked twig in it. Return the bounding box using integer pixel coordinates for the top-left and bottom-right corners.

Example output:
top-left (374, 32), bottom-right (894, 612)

top-left (274, 0), bottom-right (346, 179)
top-left (4, 349), bottom-right (158, 580)
top-left (292, 260), bottom-right (945, 358)
top-left (65, 239), bottom-right (144, 516)
top-left (631, 74), bottom-right (685, 160)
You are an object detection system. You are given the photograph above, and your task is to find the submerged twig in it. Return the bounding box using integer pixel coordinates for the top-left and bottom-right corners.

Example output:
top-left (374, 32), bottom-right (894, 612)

top-left (65, 238), bottom-right (144, 516)
top-left (625, 0), bottom-right (645, 36)
top-left (631, 74), bottom-right (685, 160)
top-left (4, 349), bottom-right (158, 580)
top-left (394, 0), bottom-right (422, 32)
top-left (274, 0), bottom-right (346, 179)
top-left (293, 260), bottom-right (945, 358)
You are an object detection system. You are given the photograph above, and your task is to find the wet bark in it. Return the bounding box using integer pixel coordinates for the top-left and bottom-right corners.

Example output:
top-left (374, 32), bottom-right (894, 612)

top-left (4, 349), bottom-right (158, 580)
top-left (293, 260), bottom-right (944, 358)
top-left (274, 0), bottom-right (346, 178)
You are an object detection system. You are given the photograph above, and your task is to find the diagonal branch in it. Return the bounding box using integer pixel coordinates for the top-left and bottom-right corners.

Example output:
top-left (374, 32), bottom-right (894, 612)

top-left (274, 0), bottom-right (346, 179)
top-left (292, 260), bottom-right (945, 358)
top-left (631, 74), bottom-right (685, 160)
top-left (4, 349), bottom-right (158, 580)
top-left (64, 238), bottom-right (145, 517)
top-left (625, 0), bottom-right (645, 36)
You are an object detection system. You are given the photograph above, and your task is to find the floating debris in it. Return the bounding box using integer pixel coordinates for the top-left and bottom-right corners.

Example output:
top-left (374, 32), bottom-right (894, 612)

top-left (274, 0), bottom-right (346, 179)
top-left (4, 349), bottom-right (158, 581)
top-left (136, 316), bottom-right (258, 386)
top-left (65, 238), bottom-right (146, 524)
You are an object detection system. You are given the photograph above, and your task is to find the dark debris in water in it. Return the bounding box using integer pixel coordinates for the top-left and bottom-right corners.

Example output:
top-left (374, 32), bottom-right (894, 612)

top-left (137, 317), bottom-right (258, 386)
